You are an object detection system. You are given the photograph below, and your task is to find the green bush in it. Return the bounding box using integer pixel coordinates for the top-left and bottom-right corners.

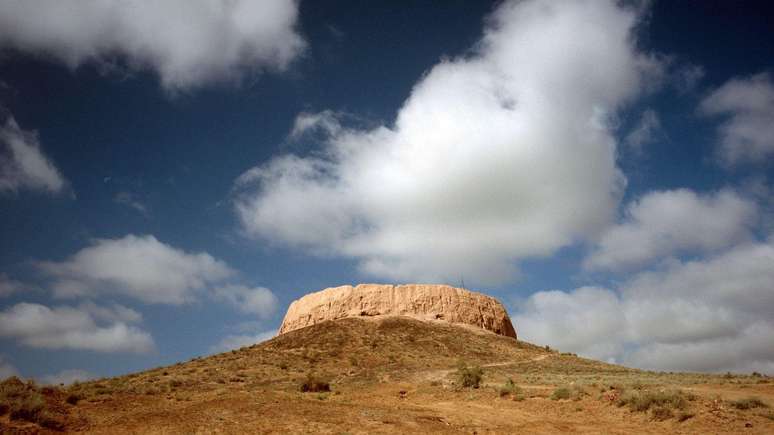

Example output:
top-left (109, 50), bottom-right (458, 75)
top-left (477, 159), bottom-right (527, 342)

top-left (499, 378), bottom-right (525, 400)
top-left (499, 378), bottom-right (515, 397)
top-left (456, 362), bottom-right (483, 389)
top-left (550, 386), bottom-right (571, 400)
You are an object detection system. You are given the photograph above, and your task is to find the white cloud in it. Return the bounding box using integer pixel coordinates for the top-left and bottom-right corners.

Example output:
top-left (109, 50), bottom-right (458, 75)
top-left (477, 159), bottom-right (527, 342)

top-left (235, 0), bottom-right (661, 284)
top-left (38, 234), bottom-right (235, 304)
top-left (0, 116), bottom-right (67, 194)
top-left (623, 109), bottom-right (661, 155)
top-left (114, 191), bottom-right (149, 216)
top-left (210, 329), bottom-right (276, 353)
top-left (0, 355), bottom-right (19, 378)
top-left (700, 72), bottom-right (774, 165)
top-left (0, 273), bottom-right (24, 297)
top-left (288, 110), bottom-right (343, 140)
top-left (0, 0), bottom-right (304, 90)
top-left (515, 240), bottom-right (774, 373)
top-left (41, 369), bottom-right (97, 386)
top-left (0, 302), bottom-right (154, 353)
top-left (514, 287), bottom-right (626, 361)
top-left (585, 188), bottom-right (758, 271)
top-left (212, 285), bottom-right (278, 319)
top-left (673, 64), bottom-right (704, 93)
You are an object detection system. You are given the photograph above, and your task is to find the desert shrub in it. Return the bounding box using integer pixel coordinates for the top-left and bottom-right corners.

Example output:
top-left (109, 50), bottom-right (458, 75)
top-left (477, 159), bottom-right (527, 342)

top-left (551, 386), bottom-right (571, 400)
top-left (616, 389), bottom-right (689, 414)
top-left (677, 411), bottom-right (695, 422)
top-left (551, 385), bottom-right (585, 401)
top-left (456, 362), bottom-right (483, 389)
top-left (65, 393), bottom-right (81, 405)
top-left (730, 396), bottom-right (769, 410)
top-left (299, 373), bottom-right (330, 393)
top-left (9, 393), bottom-right (44, 421)
top-left (0, 377), bottom-right (64, 429)
top-left (499, 378), bottom-right (516, 397)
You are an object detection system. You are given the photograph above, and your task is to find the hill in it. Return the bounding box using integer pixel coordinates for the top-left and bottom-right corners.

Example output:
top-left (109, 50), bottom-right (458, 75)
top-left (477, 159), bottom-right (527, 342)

top-left (2, 316), bottom-right (773, 433)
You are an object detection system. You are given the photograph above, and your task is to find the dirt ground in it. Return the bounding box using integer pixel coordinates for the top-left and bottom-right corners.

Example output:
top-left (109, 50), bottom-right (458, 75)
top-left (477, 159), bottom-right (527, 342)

top-left (3, 316), bottom-right (773, 433)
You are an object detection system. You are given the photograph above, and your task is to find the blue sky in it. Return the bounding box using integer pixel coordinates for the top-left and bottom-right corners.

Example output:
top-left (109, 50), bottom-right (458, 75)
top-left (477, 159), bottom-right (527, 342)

top-left (0, 0), bottom-right (773, 384)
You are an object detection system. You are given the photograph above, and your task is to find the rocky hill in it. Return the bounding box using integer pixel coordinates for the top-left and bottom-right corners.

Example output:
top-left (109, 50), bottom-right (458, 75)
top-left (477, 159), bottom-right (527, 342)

top-left (1, 316), bottom-right (773, 433)
top-left (279, 284), bottom-right (517, 338)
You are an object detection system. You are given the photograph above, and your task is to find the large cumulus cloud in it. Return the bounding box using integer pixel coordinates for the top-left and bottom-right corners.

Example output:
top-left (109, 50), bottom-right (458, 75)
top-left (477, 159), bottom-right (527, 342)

top-left (234, 0), bottom-right (661, 284)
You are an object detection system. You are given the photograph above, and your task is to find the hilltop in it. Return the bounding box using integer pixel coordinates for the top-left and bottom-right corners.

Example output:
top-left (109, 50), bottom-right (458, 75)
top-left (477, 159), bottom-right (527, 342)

top-left (2, 316), bottom-right (773, 433)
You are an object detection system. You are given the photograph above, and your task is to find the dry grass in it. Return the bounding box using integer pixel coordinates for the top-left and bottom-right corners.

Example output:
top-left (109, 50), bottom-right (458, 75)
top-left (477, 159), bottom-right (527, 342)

top-left (0, 377), bottom-right (67, 431)
top-left (7, 316), bottom-right (770, 433)
top-left (615, 388), bottom-right (697, 421)
top-left (730, 396), bottom-right (769, 410)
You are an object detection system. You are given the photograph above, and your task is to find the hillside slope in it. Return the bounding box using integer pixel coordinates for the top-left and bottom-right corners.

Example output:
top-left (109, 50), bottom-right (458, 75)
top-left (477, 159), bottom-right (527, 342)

top-left (2, 316), bottom-right (773, 433)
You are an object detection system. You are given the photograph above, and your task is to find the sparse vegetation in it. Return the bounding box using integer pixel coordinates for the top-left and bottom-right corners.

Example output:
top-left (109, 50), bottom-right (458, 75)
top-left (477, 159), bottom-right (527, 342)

top-left (499, 378), bottom-right (524, 401)
top-left (616, 389), bottom-right (694, 420)
top-left (455, 362), bottom-right (483, 389)
top-left (551, 385), bottom-right (585, 401)
top-left (65, 393), bottom-right (81, 405)
top-left (551, 386), bottom-right (571, 400)
top-left (3, 317), bottom-right (771, 433)
top-left (0, 377), bottom-right (65, 430)
top-left (299, 373), bottom-right (330, 393)
top-left (730, 397), bottom-right (769, 410)
top-left (651, 406), bottom-right (673, 421)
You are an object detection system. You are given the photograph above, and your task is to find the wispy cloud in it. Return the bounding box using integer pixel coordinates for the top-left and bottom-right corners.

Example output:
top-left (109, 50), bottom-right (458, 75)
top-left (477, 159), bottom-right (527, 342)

top-left (700, 72), bottom-right (774, 165)
top-left (0, 115), bottom-right (67, 195)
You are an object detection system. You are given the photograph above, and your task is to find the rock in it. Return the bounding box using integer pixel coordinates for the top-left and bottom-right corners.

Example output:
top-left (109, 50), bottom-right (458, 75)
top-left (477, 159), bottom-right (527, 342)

top-left (278, 284), bottom-right (517, 339)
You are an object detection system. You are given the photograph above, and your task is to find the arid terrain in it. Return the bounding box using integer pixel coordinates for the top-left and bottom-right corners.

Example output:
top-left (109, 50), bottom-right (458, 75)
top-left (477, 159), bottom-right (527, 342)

top-left (2, 316), bottom-right (773, 434)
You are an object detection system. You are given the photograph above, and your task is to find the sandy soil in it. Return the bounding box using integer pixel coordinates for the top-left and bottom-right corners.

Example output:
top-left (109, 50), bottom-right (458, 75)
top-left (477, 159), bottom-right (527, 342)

top-left (3, 316), bottom-right (773, 433)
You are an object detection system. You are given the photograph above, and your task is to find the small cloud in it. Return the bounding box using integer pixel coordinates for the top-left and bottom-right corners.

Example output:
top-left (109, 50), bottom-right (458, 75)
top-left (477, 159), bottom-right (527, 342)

top-left (0, 0), bottom-right (305, 91)
top-left (37, 234), bottom-right (235, 305)
top-left (673, 64), bottom-right (704, 93)
top-left (288, 110), bottom-right (343, 140)
top-left (114, 191), bottom-right (149, 216)
top-left (41, 369), bottom-right (97, 386)
top-left (210, 329), bottom-right (276, 353)
top-left (0, 302), bottom-right (154, 353)
top-left (0, 273), bottom-right (24, 297)
top-left (699, 72), bottom-right (774, 166)
top-left (211, 285), bottom-right (278, 319)
top-left (0, 355), bottom-right (19, 378)
top-left (0, 115), bottom-right (68, 195)
top-left (623, 109), bottom-right (662, 155)
top-left (585, 188), bottom-right (758, 271)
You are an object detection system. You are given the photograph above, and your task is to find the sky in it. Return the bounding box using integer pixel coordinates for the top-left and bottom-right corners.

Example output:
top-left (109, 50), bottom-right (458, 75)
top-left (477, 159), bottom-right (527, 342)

top-left (0, 0), bottom-right (773, 384)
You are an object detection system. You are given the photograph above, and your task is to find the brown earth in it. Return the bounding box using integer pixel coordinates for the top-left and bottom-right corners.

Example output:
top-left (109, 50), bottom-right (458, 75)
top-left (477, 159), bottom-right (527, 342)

top-left (2, 316), bottom-right (773, 433)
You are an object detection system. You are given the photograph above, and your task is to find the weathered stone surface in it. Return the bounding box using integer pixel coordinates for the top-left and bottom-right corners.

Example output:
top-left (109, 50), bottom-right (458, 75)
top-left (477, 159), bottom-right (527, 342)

top-left (278, 284), bottom-right (517, 339)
